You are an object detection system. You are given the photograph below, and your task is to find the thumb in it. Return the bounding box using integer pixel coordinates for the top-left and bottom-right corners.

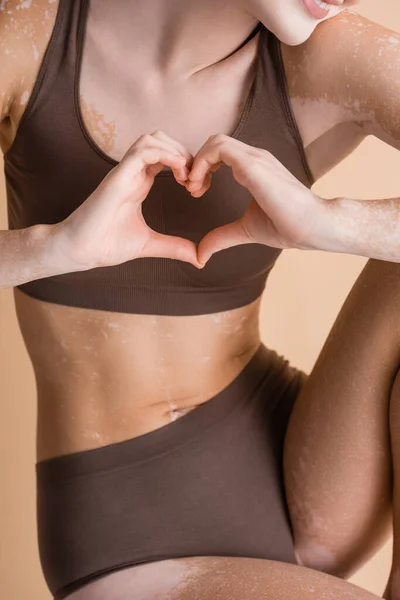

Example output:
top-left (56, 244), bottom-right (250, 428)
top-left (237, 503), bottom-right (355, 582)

top-left (141, 230), bottom-right (202, 268)
top-left (197, 219), bottom-right (252, 266)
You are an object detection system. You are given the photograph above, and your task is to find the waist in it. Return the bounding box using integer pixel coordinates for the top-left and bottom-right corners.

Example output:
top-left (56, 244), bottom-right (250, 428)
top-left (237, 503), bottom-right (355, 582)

top-left (13, 288), bottom-right (262, 461)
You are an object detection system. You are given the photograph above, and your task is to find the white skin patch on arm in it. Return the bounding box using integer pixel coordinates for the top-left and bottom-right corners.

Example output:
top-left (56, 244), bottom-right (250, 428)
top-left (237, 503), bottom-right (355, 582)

top-left (281, 10), bottom-right (400, 151)
top-left (0, 0), bottom-right (58, 125)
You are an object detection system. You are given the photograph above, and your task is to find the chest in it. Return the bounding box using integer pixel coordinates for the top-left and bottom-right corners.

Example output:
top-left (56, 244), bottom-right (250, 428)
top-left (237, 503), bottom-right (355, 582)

top-left (3, 23), bottom-right (362, 184)
top-left (77, 24), bottom-right (261, 162)
top-left (59, 20), bottom-right (365, 182)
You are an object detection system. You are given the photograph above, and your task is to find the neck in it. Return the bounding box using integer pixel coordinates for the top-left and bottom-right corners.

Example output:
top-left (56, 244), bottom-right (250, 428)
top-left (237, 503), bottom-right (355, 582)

top-left (91, 0), bottom-right (260, 77)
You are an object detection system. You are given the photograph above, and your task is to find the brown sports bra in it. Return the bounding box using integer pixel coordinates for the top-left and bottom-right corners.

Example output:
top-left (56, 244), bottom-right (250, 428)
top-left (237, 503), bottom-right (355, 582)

top-left (3, 0), bottom-right (314, 316)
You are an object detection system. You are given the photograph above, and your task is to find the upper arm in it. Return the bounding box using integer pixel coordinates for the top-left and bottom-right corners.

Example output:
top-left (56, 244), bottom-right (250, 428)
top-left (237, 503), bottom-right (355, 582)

top-left (286, 10), bottom-right (400, 152)
top-left (0, 0), bottom-right (59, 152)
top-left (340, 13), bottom-right (400, 151)
top-left (0, 4), bottom-right (21, 124)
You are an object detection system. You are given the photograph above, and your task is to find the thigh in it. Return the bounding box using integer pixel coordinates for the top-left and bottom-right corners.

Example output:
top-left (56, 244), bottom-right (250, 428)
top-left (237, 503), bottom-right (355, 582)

top-left (65, 556), bottom-right (381, 600)
top-left (284, 258), bottom-right (400, 577)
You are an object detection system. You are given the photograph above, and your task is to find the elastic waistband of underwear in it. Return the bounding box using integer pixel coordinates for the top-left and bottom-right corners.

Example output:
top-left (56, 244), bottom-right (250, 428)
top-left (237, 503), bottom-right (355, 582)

top-left (35, 342), bottom-right (282, 485)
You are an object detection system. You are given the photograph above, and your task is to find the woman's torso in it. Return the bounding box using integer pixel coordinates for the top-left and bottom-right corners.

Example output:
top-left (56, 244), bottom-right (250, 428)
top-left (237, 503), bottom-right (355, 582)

top-left (0, 0), bottom-right (366, 462)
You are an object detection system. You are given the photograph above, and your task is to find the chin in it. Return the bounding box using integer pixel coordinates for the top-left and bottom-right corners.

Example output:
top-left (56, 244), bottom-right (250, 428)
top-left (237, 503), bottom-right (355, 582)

top-left (247, 0), bottom-right (346, 46)
top-left (275, 22), bottom-right (319, 46)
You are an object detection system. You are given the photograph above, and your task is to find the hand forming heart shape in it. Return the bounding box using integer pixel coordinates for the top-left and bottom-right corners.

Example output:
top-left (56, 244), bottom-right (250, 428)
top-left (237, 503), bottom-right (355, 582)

top-left (182, 132), bottom-right (324, 266)
top-left (56, 130), bottom-right (325, 274)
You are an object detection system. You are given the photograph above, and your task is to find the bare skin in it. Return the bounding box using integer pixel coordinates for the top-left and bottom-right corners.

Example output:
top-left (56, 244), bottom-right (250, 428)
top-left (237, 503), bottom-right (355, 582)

top-left (0, 0), bottom-right (370, 462)
top-left (65, 556), bottom-right (381, 600)
top-left (2, 0), bottom-right (400, 599)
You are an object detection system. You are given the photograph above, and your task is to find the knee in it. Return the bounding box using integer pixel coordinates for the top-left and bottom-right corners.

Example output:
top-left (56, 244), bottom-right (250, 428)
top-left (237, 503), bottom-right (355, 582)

top-left (294, 542), bottom-right (351, 579)
top-left (388, 567), bottom-right (400, 600)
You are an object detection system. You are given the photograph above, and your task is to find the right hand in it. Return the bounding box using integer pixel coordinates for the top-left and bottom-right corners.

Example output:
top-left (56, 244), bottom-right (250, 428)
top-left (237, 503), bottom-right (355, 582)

top-left (53, 131), bottom-right (203, 271)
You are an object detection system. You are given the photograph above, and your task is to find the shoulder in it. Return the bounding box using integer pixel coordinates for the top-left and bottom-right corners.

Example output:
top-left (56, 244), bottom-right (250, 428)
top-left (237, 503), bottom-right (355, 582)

top-left (0, 0), bottom-right (60, 124)
top-left (279, 10), bottom-right (400, 136)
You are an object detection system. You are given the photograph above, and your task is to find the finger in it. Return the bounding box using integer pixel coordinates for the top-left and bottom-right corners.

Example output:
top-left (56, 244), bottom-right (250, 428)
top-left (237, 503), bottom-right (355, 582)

top-left (115, 148), bottom-right (187, 198)
top-left (141, 230), bottom-right (203, 268)
top-left (146, 155), bottom-right (186, 179)
top-left (150, 130), bottom-right (194, 169)
top-left (188, 135), bottom-right (251, 187)
top-left (186, 161), bottom-right (222, 194)
top-left (147, 130), bottom-right (193, 185)
top-left (147, 141), bottom-right (190, 183)
top-left (130, 146), bottom-right (187, 173)
top-left (125, 137), bottom-right (187, 170)
top-left (144, 154), bottom-right (188, 182)
top-left (197, 219), bottom-right (252, 265)
top-left (187, 171), bottom-right (213, 197)
top-left (140, 131), bottom-right (193, 182)
top-left (172, 164), bottom-right (191, 185)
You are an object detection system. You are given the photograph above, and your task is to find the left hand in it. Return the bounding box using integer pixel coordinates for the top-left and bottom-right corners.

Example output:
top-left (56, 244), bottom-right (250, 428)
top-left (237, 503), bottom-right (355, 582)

top-left (184, 134), bottom-right (326, 266)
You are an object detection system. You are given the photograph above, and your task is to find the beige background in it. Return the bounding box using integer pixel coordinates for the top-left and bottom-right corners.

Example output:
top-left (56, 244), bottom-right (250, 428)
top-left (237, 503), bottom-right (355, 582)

top-left (0, 0), bottom-right (399, 597)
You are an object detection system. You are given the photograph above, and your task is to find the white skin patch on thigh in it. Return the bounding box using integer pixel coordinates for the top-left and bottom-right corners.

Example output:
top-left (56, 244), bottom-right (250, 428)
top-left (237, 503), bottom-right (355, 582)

top-left (295, 540), bottom-right (338, 573)
top-left (65, 559), bottom-right (202, 600)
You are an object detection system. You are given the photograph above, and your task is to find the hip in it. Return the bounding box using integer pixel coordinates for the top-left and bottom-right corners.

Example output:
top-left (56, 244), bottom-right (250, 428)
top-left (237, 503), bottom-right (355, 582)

top-left (35, 342), bottom-right (308, 599)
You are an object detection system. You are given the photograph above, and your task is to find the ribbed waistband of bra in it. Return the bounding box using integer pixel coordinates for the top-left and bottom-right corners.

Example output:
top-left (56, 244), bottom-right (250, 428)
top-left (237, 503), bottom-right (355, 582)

top-left (35, 342), bottom-right (278, 484)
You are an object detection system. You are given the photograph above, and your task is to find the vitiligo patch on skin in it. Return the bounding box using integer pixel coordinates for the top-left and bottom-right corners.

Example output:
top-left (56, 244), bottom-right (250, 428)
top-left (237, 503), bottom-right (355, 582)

top-left (79, 93), bottom-right (117, 156)
top-left (14, 285), bottom-right (262, 460)
top-left (282, 10), bottom-right (400, 151)
top-left (0, 0), bottom-right (57, 126)
top-left (3, 3), bottom-right (400, 596)
top-left (65, 555), bottom-right (381, 600)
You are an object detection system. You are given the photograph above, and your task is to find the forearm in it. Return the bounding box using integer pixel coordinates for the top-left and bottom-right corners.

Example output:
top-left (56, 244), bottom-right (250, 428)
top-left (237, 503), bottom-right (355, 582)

top-left (310, 196), bottom-right (400, 262)
top-left (0, 223), bottom-right (82, 290)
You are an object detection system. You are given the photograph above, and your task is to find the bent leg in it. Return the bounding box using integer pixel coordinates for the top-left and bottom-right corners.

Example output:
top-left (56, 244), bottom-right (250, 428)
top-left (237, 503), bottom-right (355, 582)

top-left (386, 370), bottom-right (400, 599)
top-left (65, 556), bottom-right (382, 600)
top-left (284, 258), bottom-right (400, 580)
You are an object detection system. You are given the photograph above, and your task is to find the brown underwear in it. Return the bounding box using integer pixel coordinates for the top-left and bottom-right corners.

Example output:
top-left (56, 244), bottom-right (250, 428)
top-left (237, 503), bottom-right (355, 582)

top-left (35, 342), bottom-right (308, 599)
